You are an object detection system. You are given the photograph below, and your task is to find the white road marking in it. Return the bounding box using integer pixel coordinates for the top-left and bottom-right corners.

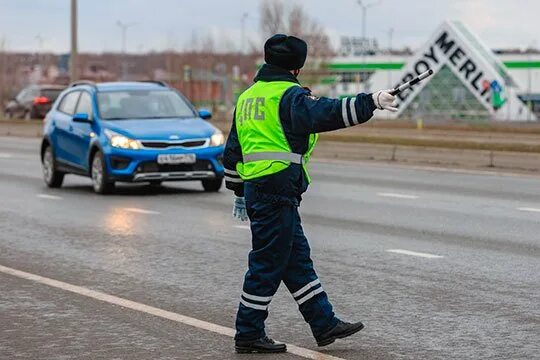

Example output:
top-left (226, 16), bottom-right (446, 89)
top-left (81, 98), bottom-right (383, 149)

top-left (123, 207), bottom-right (160, 215)
top-left (0, 153), bottom-right (13, 158)
top-left (233, 225), bottom-right (250, 230)
top-left (386, 249), bottom-right (443, 259)
top-left (36, 194), bottom-right (63, 200)
top-left (377, 192), bottom-right (419, 199)
top-left (517, 207), bottom-right (540, 213)
top-left (0, 264), bottom-right (344, 360)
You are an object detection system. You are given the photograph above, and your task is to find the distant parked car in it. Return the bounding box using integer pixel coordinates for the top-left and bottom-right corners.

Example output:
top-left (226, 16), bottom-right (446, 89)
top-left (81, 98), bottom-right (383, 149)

top-left (40, 80), bottom-right (225, 194)
top-left (4, 84), bottom-right (65, 119)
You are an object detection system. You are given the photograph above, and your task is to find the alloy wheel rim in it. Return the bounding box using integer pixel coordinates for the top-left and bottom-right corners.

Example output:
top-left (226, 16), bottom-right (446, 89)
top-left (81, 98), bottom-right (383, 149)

top-left (43, 149), bottom-right (53, 183)
top-left (92, 157), bottom-right (103, 191)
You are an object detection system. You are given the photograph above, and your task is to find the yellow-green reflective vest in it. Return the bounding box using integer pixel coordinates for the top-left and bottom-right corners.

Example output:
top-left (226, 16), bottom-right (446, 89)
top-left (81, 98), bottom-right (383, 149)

top-left (235, 80), bottom-right (319, 182)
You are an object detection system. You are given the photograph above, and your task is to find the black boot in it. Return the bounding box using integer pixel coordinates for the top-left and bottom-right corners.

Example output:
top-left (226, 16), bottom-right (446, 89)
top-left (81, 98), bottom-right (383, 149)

top-left (235, 336), bottom-right (287, 354)
top-left (315, 320), bottom-right (364, 347)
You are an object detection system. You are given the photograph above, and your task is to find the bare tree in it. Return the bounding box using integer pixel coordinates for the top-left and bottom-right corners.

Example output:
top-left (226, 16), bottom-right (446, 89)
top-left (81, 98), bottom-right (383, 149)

top-left (259, 1), bottom-right (333, 86)
top-left (200, 34), bottom-right (216, 54)
top-left (260, 1), bottom-right (332, 57)
top-left (260, 1), bottom-right (285, 36)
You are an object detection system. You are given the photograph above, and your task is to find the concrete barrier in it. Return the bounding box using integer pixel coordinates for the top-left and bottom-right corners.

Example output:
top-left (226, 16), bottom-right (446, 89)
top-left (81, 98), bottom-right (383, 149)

top-left (1, 120), bottom-right (538, 173)
top-left (0, 120), bottom-right (43, 138)
top-left (313, 141), bottom-right (540, 173)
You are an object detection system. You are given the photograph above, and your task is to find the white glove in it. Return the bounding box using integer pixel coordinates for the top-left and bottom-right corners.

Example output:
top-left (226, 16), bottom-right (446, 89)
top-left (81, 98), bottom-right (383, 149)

top-left (372, 90), bottom-right (398, 112)
top-left (233, 196), bottom-right (248, 222)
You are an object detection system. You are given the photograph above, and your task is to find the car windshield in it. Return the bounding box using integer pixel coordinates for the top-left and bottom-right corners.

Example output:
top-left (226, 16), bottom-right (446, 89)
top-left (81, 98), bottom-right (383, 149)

top-left (97, 89), bottom-right (196, 120)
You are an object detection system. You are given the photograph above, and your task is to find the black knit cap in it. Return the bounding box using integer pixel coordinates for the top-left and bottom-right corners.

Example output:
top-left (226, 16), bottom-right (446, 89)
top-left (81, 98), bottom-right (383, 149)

top-left (264, 34), bottom-right (308, 70)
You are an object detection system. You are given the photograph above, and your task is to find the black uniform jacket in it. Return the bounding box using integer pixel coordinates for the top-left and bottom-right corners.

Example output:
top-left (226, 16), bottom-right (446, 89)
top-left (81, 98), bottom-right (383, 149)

top-left (224, 64), bottom-right (377, 198)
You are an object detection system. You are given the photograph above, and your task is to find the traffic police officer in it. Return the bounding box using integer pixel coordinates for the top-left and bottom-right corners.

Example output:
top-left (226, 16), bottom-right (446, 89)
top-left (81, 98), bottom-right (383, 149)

top-left (224, 34), bottom-right (397, 354)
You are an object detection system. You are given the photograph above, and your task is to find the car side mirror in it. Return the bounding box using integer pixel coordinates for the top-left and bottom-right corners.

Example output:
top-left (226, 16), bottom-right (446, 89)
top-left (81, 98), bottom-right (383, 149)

top-left (198, 109), bottom-right (212, 120)
top-left (72, 112), bottom-right (91, 123)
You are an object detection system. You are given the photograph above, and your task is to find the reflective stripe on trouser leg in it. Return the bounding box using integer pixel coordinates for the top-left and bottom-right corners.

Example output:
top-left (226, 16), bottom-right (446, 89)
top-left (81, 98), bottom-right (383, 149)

top-left (234, 189), bottom-right (296, 341)
top-left (240, 291), bottom-right (273, 311)
top-left (282, 206), bottom-right (338, 337)
top-left (224, 168), bottom-right (243, 184)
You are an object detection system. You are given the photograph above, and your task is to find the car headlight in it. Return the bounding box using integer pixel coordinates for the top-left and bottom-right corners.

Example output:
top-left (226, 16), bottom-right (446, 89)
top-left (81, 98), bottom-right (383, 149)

top-left (104, 129), bottom-right (141, 150)
top-left (210, 131), bottom-right (225, 147)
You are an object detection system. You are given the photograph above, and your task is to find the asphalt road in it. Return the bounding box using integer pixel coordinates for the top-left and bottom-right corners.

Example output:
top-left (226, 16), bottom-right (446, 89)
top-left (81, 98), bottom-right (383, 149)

top-left (0, 136), bottom-right (539, 360)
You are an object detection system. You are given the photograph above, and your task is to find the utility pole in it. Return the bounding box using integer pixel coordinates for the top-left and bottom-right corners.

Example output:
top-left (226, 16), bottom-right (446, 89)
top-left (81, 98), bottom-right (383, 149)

top-left (117, 21), bottom-right (135, 79)
top-left (241, 13), bottom-right (248, 54)
top-left (70, 0), bottom-right (78, 82)
top-left (35, 34), bottom-right (44, 81)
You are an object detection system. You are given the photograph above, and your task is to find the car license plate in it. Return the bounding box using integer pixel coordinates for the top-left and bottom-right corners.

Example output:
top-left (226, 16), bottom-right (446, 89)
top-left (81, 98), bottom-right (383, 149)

top-left (157, 153), bottom-right (196, 164)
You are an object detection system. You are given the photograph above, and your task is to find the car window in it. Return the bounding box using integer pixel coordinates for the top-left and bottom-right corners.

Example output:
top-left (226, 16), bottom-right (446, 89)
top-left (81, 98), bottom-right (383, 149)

top-left (27, 87), bottom-right (40, 98)
top-left (97, 90), bottom-right (196, 120)
top-left (58, 91), bottom-right (81, 115)
top-left (16, 89), bottom-right (28, 102)
top-left (75, 92), bottom-right (93, 118)
top-left (20, 87), bottom-right (39, 101)
top-left (41, 89), bottom-right (63, 102)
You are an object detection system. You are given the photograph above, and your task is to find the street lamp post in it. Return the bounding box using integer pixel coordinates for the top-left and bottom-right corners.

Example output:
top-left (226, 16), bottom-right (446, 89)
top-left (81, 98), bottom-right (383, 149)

top-left (0, 37), bottom-right (6, 109)
top-left (117, 21), bottom-right (136, 79)
top-left (357, 0), bottom-right (380, 92)
top-left (387, 27), bottom-right (393, 89)
top-left (241, 13), bottom-right (248, 54)
top-left (526, 41), bottom-right (536, 121)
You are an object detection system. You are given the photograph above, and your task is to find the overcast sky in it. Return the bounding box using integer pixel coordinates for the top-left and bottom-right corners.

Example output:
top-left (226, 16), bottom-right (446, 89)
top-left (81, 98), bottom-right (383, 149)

top-left (0, 0), bottom-right (538, 53)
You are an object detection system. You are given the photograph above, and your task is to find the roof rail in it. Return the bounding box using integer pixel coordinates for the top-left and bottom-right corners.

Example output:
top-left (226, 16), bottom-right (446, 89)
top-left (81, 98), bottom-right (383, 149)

top-left (138, 80), bottom-right (168, 87)
top-left (69, 80), bottom-right (97, 88)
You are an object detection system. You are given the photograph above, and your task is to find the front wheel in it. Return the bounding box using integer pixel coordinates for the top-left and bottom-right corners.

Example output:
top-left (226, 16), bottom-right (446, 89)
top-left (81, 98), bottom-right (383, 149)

top-left (91, 151), bottom-right (115, 194)
top-left (42, 146), bottom-right (64, 188)
top-left (202, 177), bottom-right (223, 192)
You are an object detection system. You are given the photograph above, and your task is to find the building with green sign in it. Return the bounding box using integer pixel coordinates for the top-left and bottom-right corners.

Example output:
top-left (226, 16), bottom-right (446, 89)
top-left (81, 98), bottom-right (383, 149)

top-left (319, 21), bottom-right (538, 122)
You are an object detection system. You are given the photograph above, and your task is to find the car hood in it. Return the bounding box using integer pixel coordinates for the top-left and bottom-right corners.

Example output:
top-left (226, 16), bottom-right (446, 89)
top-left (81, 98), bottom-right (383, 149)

top-left (101, 117), bottom-right (218, 140)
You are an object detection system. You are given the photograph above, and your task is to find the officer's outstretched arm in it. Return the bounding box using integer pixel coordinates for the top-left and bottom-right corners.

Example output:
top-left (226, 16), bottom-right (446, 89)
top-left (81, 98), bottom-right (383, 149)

top-left (284, 87), bottom-right (396, 135)
top-left (223, 113), bottom-right (244, 197)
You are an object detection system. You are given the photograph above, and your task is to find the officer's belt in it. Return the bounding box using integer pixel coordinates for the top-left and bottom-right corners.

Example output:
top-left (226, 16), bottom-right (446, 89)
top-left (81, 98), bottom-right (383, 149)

top-left (243, 152), bottom-right (303, 164)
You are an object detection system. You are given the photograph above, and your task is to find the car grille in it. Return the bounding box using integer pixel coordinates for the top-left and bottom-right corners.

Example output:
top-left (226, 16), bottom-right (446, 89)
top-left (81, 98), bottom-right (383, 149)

top-left (141, 139), bottom-right (208, 149)
top-left (136, 159), bottom-right (214, 173)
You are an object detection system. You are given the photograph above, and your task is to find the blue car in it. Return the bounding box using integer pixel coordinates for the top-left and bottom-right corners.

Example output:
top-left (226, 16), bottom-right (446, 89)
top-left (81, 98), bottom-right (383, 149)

top-left (40, 81), bottom-right (225, 194)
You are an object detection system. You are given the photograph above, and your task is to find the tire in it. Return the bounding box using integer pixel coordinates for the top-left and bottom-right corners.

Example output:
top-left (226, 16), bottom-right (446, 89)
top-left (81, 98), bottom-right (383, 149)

top-left (91, 151), bottom-right (115, 194)
top-left (202, 177), bottom-right (223, 192)
top-left (42, 146), bottom-right (64, 188)
top-left (29, 108), bottom-right (39, 120)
